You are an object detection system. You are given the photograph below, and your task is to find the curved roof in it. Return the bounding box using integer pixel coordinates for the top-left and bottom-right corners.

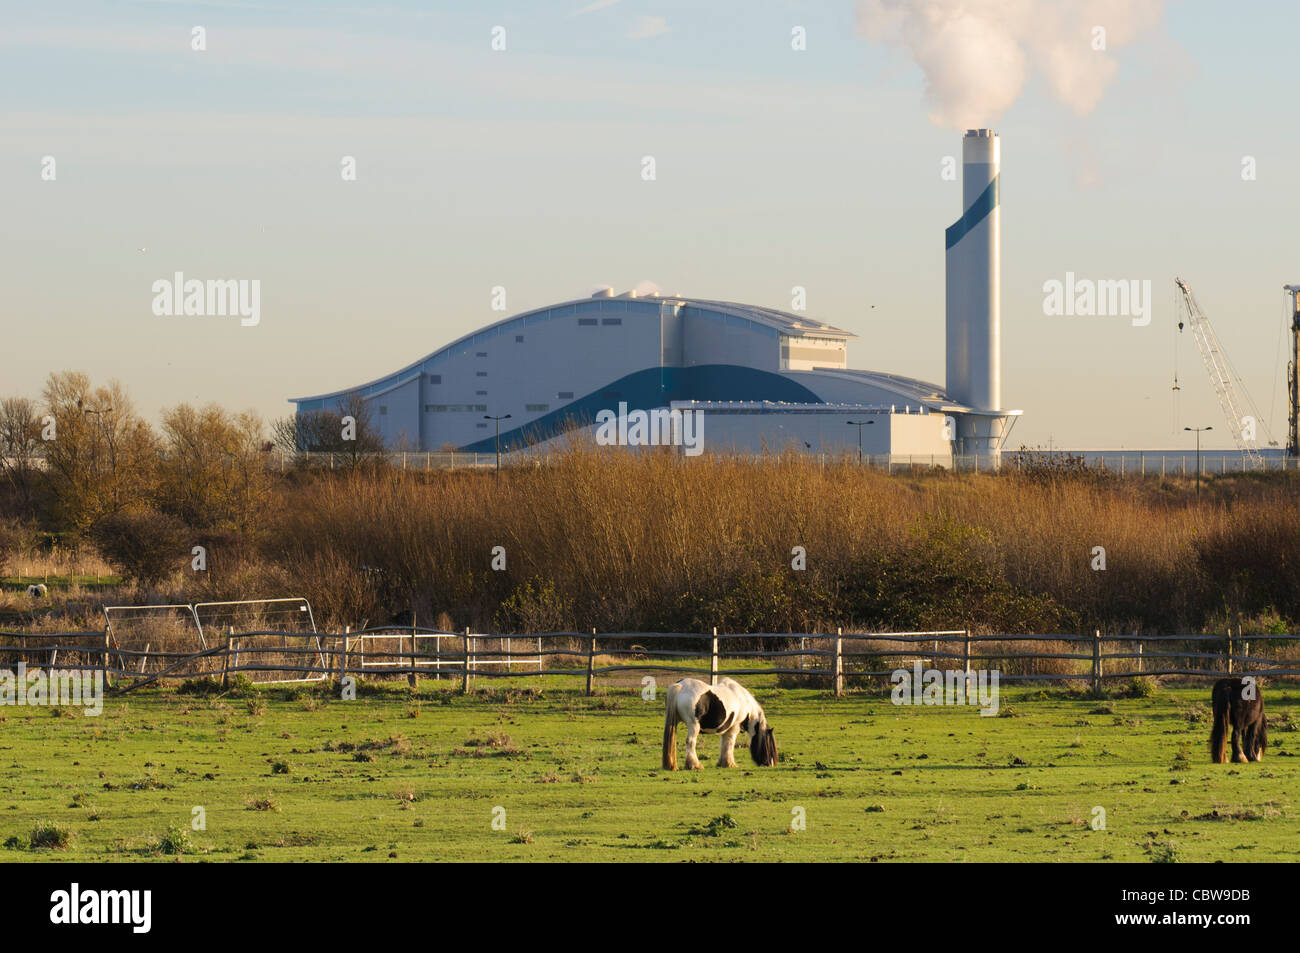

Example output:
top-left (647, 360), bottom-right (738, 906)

top-left (291, 294), bottom-right (854, 404)
top-left (801, 367), bottom-right (965, 409)
top-left (679, 297), bottom-right (854, 338)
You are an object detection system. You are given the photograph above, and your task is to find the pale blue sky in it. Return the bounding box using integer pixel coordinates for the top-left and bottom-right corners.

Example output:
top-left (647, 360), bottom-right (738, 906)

top-left (5, 0), bottom-right (1298, 449)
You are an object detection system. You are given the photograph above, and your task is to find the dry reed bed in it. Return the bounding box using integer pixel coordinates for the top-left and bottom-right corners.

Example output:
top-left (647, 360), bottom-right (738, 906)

top-left (251, 449), bottom-right (1300, 637)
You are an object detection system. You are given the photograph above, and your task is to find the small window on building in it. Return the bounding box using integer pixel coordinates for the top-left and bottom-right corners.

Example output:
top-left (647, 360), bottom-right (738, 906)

top-left (515, 335), bottom-right (524, 343)
top-left (526, 403), bottom-right (549, 413)
top-left (476, 390), bottom-right (488, 396)
top-left (601, 317), bottom-right (622, 326)
top-left (577, 318), bottom-right (598, 326)
top-left (476, 423), bottom-right (488, 429)
top-left (428, 374), bottom-right (441, 384)
top-left (557, 391), bottom-right (574, 400)
top-left (476, 371), bottom-right (487, 377)
top-left (476, 351), bottom-right (487, 357)
top-left (378, 406), bottom-right (388, 415)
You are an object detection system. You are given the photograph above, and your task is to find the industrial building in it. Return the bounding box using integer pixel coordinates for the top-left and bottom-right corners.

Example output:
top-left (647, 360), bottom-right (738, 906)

top-left (292, 131), bottom-right (1020, 462)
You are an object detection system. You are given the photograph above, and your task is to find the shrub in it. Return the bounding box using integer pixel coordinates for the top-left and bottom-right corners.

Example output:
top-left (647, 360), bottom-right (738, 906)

top-left (29, 821), bottom-right (75, 850)
top-left (0, 517), bottom-right (37, 576)
top-left (90, 507), bottom-right (190, 587)
top-left (154, 824), bottom-right (194, 855)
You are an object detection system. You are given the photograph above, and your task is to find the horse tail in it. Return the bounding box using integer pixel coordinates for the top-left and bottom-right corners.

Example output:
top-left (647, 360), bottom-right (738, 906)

top-left (1210, 680), bottom-right (1231, 764)
top-left (1255, 692), bottom-right (1267, 758)
top-left (662, 682), bottom-right (680, 771)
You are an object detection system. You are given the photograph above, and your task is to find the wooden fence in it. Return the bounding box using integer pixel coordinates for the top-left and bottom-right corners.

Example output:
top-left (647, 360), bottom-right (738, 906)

top-left (3, 628), bottom-right (1300, 695)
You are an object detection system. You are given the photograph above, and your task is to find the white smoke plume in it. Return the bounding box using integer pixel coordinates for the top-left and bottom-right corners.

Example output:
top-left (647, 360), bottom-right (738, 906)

top-left (856, 0), bottom-right (1164, 128)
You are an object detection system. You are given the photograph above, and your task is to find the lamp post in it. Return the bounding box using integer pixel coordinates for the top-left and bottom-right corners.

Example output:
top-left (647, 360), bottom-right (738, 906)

top-left (484, 414), bottom-right (511, 473)
top-left (847, 419), bottom-right (875, 465)
top-left (77, 399), bottom-right (114, 482)
top-left (1184, 425), bottom-right (1211, 498)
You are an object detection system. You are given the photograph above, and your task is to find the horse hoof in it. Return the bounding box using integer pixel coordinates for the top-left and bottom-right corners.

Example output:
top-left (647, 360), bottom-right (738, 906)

top-left (1232, 754), bottom-right (1248, 764)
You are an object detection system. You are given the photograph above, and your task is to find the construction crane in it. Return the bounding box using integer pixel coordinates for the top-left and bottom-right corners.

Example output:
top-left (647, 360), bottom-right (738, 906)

top-left (1174, 277), bottom-right (1265, 468)
top-left (1286, 284), bottom-right (1300, 457)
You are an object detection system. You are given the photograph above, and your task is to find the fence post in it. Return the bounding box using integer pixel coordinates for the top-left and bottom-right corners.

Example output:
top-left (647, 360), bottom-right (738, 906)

top-left (1092, 629), bottom-right (1101, 693)
top-left (1137, 641), bottom-right (1143, 674)
top-left (834, 628), bottom-right (843, 697)
top-left (462, 628), bottom-right (472, 694)
top-left (586, 629), bottom-right (596, 696)
top-left (1226, 628), bottom-right (1233, 674)
top-left (962, 628), bottom-right (970, 675)
top-left (408, 613), bottom-right (418, 690)
top-left (711, 627), bottom-right (719, 686)
top-left (102, 629), bottom-right (112, 691)
top-left (221, 627), bottom-right (232, 689)
top-left (227, 625), bottom-right (237, 683)
top-left (339, 625), bottom-right (349, 686)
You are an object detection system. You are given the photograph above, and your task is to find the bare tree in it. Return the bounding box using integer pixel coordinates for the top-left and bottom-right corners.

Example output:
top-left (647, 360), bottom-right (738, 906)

top-left (0, 397), bottom-right (42, 513)
top-left (272, 392), bottom-right (386, 466)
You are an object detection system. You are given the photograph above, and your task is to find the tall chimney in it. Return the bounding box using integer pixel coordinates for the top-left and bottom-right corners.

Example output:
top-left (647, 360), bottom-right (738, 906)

top-left (945, 129), bottom-right (1001, 413)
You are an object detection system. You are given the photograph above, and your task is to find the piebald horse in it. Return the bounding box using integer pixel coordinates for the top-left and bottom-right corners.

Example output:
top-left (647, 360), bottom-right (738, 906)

top-left (662, 677), bottom-right (777, 770)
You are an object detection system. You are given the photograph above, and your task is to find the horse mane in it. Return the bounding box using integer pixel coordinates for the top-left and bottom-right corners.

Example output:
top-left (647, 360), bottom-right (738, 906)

top-left (749, 725), bottom-right (777, 766)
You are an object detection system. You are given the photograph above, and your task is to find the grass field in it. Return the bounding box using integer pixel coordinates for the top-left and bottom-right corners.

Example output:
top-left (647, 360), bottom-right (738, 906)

top-left (1, 677), bottom-right (1297, 862)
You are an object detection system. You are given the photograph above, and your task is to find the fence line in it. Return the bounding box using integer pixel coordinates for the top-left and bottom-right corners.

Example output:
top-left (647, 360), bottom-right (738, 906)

top-left (4, 629), bottom-right (1300, 695)
top-left (10, 449), bottom-right (1298, 477)
top-left (261, 449), bottom-right (1299, 475)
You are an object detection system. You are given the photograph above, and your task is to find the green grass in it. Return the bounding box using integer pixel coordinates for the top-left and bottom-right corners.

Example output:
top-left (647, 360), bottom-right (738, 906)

top-left (0, 678), bottom-right (1296, 862)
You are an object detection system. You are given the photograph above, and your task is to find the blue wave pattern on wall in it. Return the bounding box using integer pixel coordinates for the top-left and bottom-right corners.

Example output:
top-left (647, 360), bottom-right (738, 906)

top-left (458, 364), bottom-right (823, 453)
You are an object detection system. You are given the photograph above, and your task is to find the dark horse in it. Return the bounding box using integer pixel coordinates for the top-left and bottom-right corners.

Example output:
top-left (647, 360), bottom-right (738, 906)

top-left (1210, 677), bottom-right (1266, 763)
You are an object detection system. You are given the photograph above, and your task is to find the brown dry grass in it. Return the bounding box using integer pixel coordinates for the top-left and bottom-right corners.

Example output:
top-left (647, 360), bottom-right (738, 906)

top-left (10, 448), bottom-right (1300, 643)
top-left (256, 448), bottom-right (1300, 638)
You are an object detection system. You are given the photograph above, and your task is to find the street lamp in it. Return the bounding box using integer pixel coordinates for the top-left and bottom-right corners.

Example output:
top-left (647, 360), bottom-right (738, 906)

top-left (484, 414), bottom-right (512, 473)
top-left (1184, 425), bottom-right (1212, 498)
top-left (847, 419), bottom-right (875, 465)
top-left (77, 399), bottom-right (114, 480)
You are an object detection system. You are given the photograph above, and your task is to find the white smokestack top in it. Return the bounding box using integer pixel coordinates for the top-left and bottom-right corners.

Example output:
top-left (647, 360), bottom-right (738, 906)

top-left (946, 128), bottom-right (1000, 413)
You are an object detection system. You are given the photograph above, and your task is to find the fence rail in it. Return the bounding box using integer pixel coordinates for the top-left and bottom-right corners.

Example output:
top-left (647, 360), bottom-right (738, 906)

top-left (9, 449), bottom-right (1300, 478)
top-left (4, 628), bottom-right (1300, 695)
top-left (260, 449), bottom-right (1300, 474)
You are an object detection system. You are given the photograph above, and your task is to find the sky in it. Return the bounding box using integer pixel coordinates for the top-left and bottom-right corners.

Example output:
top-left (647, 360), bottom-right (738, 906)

top-left (4, 0), bottom-right (1299, 451)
